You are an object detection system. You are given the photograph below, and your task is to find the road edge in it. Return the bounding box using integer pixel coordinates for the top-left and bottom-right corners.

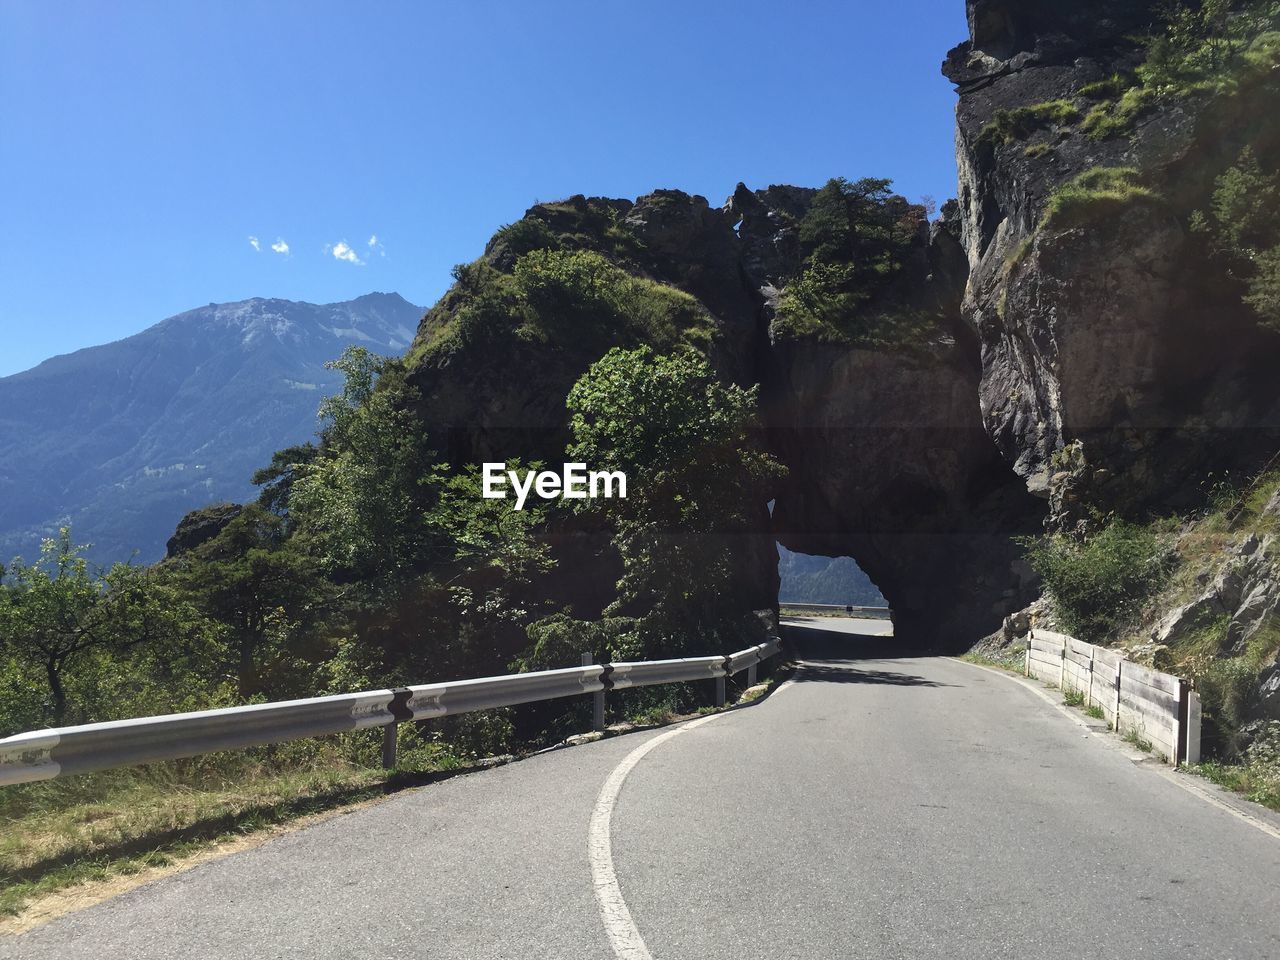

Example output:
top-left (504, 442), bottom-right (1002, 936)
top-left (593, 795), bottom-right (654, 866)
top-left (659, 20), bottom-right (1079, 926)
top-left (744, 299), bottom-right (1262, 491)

top-left (949, 657), bottom-right (1280, 842)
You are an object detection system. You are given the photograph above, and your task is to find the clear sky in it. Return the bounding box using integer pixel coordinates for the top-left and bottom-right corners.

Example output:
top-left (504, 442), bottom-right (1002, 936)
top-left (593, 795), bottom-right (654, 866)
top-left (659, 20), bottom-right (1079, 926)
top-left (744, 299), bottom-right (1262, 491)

top-left (0, 0), bottom-right (969, 377)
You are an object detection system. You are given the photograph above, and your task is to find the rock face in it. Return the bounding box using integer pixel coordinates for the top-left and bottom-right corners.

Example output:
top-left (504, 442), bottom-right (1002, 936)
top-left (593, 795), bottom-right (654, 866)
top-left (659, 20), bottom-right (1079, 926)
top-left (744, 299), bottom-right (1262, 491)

top-left (393, 1), bottom-right (1280, 651)
top-left (947, 0), bottom-right (1280, 515)
top-left (748, 192), bottom-right (1042, 649)
top-left (402, 182), bottom-right (1043, 650)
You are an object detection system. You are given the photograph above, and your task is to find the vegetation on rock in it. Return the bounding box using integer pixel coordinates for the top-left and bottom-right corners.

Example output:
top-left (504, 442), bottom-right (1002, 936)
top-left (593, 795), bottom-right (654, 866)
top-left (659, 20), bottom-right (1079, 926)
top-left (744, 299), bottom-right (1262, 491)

top-left (770, 177), bottom-right (932, 346)
top-left (1192, 146), bottom-right (1280, 331)
top-left (1020, 519), bottom-right (1176, 642)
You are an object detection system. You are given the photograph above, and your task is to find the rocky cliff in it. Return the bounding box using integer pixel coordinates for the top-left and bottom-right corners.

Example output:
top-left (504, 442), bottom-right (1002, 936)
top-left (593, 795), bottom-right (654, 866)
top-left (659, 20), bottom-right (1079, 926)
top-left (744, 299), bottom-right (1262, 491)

top-left (947, 0), bottom-right (1280, 523)
top-left (388, 0), bottom-right (1280, 654)
top-left (397, 180), bottom-right (1042, 649)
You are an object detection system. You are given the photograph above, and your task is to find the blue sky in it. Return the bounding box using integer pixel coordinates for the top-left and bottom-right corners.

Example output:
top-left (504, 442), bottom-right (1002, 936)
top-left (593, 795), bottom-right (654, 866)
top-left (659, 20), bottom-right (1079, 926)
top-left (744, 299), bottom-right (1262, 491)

top-left (0, 0), bottom-right (968, 377)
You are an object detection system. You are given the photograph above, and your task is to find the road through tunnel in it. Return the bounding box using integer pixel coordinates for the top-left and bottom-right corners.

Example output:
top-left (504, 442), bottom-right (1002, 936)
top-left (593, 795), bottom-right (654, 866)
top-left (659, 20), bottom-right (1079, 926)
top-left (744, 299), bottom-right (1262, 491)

top-left (763, 336), bottom-right (1044, 655)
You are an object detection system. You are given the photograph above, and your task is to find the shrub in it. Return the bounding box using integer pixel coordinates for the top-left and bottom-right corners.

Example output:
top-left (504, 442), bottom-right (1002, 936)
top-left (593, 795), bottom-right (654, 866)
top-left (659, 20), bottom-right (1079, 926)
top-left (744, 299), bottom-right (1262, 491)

top-left (1080, 86), bottom-right (1156, 139)
top-left (1021, 519), bottom-right (1175, 641)
top-left (1244, 245), bottom-right (1280, 330)
top-left (1193, 657), bottom-right (1260, 758)
top-left (976, 100), bottom-right (1081, 147)
top-left (1041, 167), bottom-right (1159, 230)
top-left (1192, 146), bottom-right (1280, 332)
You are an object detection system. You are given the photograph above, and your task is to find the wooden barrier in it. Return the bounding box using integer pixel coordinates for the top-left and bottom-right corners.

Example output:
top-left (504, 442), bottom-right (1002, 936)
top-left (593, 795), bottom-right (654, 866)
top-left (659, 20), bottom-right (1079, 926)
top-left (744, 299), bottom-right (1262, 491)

top-left (1023, 629), bottom-right (1200, 766)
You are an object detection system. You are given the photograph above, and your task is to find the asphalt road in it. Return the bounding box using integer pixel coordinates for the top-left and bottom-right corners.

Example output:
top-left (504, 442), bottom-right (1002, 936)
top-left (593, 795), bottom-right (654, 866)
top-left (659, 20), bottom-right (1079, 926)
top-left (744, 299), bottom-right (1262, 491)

top-left (4, 619), bottom-right (1279, 959)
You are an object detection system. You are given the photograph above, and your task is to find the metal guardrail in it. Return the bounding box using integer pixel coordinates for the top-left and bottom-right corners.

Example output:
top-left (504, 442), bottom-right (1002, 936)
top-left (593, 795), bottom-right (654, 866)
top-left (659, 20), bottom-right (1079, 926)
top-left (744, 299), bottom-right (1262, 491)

top-left (780, 603), bottom-right (892, 619)
top-left (0, 638), bottom-right (784, 787)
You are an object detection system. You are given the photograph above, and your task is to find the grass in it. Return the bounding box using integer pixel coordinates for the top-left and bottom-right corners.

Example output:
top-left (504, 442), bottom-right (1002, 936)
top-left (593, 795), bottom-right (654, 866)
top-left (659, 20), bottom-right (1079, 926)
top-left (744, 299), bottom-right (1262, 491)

top-left (1041, 167), bottom-right (1159, 230)
top-left (0, 668), bottom-right (792, 922)
top-left (1078, 72), bottom-right (1136, 100)
top-left (1062, 688), bottom-right (1086, 707)
top-left (960, 650), bottom-right (1026, 674)
top-left (976, 100), bottom-right (1081, 147)
top-left (1123, 729), bottom-right (1155, 754)
top-left (1080, 86), bottom-right (1156, 140)
top-left (0, 737), bottom-right (475, 919)
top-left (1193, 760), bottom-right (1280, 812)
top-left (1085, 703), bottom-right (1107, 721)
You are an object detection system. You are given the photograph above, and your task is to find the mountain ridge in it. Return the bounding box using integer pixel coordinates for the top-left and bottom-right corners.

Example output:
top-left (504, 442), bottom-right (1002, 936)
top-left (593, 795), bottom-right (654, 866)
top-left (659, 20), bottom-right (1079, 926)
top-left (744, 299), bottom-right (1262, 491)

top-left (0, 292), bottom-right (424, 564)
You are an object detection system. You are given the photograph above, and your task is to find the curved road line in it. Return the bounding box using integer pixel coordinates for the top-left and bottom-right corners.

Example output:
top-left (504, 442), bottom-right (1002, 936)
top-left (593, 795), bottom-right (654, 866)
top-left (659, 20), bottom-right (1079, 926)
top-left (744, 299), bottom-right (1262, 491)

top-left (588, 712), bottom-right (726, 960)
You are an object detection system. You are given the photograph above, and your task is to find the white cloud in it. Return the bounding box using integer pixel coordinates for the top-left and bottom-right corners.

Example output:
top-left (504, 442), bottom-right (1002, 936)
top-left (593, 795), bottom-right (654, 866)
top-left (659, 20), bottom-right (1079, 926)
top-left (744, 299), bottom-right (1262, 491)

top-left (330, 241), bottom-right (363, 265)
top-left (271, 238), bottom-right (289, 255)
top-left (248, 236), bottom-right (261, 252)
top-left (367, 234), bottom-right (377, 248)
top-left (367, 234), bottom-right (386, 258)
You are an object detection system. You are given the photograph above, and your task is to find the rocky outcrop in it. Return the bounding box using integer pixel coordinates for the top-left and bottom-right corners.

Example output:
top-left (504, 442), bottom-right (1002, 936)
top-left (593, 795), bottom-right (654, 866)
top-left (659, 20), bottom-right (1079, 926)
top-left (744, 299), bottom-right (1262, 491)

top-left (947, 0), bottom-right (1280, 517)
top-left (750, 193), bottom-right (1042, 649)
top-left (397, 181), bottom-right (1044, 648)
top-left (166, 502), bottom-right (243, 558)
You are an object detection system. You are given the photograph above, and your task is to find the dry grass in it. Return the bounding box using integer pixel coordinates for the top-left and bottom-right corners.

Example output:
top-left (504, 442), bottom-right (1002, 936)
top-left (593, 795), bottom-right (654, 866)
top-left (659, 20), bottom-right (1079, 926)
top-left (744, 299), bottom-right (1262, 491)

top-left (0, 735), bottom-right (469, 922)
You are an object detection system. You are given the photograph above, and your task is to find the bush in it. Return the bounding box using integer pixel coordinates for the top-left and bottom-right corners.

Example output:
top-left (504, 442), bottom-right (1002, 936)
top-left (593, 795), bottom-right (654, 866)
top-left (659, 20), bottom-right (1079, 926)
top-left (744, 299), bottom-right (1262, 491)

top-left (1193, 657), bottom-right (1260, 758)
top-left (1193, 146), bottom-right (1280, 332)
top-left (1021, 519), bottom-right (1175, 641)
top-left (1041, 167), bottom-right (1159, 229)
top-left (977, 100), bottom-right (1081, 147)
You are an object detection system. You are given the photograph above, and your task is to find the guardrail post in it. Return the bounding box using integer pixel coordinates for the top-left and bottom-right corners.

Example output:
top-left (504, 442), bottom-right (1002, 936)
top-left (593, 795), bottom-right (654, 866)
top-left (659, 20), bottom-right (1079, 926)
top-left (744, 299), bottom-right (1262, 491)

top-left (1114, 660), bottom-right (1123, 733)
top-left (1086, 648), bottom-right (1095, 709)
top-left (1175, 678), bottom-right (1199, 767)
top-left (747, 662), bottom-right (758, 686)
top-left (583, 652), bottom-right (605, 732)
top-left (1184, 689), bottom-right (1202, 766)
top-left (715, 675), bottom-right (726, 708)
top-left (382, 722), bottom-right (398, 769)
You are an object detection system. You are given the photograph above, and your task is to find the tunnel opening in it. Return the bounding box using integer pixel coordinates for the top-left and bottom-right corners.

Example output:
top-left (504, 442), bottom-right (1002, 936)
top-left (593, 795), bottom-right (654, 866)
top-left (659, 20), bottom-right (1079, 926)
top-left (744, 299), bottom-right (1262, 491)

top-left (775, 542), bottom-right (886, 608)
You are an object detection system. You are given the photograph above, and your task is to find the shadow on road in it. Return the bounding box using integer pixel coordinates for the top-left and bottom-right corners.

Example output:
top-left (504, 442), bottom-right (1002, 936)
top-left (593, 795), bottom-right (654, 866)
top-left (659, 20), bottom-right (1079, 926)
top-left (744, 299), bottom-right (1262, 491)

top-left (792, 663), bottom-right (950, 687)
top-left (781, 623), bottom-right (906, 663)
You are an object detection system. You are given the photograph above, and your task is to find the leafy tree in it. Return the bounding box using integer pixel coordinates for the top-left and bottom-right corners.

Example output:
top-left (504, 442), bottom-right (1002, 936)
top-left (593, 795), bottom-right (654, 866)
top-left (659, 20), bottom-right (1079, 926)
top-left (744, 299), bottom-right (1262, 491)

top-left (163, 505), bottom-right (330, 698)
top-left (566, 346), bottom-right (784, 657)
top-left (289, 347), bottom-right (441, 580)
top-left (1193, 146), bottom-right (1280, 330)
top-left (252, 442), bottom-right (318, 519)
top-left (0, 529), bottom-right (195, 723)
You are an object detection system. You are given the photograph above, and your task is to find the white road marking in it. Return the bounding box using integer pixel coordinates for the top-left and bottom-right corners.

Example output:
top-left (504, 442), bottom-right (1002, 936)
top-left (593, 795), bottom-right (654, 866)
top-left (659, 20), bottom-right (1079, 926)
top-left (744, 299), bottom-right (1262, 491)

top-left (588, 712), bottom-right (726, 960)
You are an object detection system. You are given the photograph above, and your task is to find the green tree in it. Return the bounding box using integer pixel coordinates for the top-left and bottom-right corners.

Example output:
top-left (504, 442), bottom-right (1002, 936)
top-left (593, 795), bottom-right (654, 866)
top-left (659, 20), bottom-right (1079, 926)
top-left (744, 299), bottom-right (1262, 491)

top-left (289, 347), bottom-right (441, 579)
top-left (0, 529), bottom-right (190, 723)
top-left (252, 442), bottom-right (318, 519)
top-left (163, 505), bottom-right (330, 698)
top-left (566, 346), bottom-right (784, 656)
top-left (1193, 146), bottom-right (1280, 330)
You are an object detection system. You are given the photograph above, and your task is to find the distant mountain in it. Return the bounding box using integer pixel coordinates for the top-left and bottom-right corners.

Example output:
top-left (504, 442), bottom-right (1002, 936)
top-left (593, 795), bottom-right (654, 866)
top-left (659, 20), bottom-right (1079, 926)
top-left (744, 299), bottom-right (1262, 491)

top-left (776, 543), bottom-right (885, 606)
top-left (0, 292), bottom-right (423, 564)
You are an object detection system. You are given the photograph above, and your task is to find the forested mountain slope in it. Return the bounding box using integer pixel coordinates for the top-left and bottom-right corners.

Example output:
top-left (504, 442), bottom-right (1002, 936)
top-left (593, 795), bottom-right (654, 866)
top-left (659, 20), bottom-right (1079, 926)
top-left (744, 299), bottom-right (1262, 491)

top-left (0, 293), bottom-right (422, 563)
